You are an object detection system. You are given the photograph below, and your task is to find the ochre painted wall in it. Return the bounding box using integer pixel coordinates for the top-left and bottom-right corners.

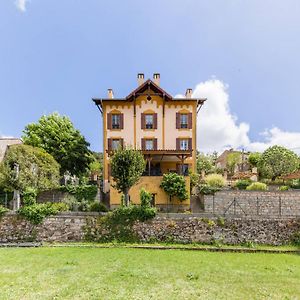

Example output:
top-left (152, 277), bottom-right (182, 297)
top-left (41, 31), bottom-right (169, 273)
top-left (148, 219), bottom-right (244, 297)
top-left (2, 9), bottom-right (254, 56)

top-left (110, 176), bottom-right (190, 206)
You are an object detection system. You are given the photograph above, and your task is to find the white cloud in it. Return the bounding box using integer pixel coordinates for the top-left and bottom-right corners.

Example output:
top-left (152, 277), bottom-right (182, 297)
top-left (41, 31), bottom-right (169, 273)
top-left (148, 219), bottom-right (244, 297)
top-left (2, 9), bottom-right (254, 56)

top-left (15, 0), bottom-right (28, 12)
top-left (183, 78), bottom-right (300, 154)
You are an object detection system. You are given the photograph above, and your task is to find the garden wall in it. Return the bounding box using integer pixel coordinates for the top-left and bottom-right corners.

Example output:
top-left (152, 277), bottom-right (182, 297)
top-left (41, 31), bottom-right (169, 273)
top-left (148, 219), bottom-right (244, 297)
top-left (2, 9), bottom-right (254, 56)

top-left (0, 212), bottom-right (299, 245)
top-left (204, 190), bottom-right (300, 218)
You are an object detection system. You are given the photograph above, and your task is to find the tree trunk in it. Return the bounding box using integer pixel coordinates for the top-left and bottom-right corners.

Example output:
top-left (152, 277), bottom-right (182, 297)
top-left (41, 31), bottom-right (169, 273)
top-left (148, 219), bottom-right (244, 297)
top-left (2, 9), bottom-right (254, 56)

top-left (124, 189), bottom-right (130, 206)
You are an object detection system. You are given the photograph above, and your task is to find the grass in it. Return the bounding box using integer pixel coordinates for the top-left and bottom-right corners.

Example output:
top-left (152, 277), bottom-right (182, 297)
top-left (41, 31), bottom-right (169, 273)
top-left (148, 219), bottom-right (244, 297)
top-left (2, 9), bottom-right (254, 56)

top-left (0, 247), bottom-right (299, 300)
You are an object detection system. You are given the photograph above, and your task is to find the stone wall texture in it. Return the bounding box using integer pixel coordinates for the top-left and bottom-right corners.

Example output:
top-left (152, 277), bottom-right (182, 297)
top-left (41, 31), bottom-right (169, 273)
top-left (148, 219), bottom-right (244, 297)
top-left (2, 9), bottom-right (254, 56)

top-left (204, 190), bottom-right (300, 218)
top-left (0, 212), bottom-right (300, 245)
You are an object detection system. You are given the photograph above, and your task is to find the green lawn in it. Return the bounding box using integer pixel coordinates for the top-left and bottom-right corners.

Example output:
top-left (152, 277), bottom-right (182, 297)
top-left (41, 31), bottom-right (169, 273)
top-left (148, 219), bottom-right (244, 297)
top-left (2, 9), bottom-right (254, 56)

top-left (0, 247), bottom-right (299, 300)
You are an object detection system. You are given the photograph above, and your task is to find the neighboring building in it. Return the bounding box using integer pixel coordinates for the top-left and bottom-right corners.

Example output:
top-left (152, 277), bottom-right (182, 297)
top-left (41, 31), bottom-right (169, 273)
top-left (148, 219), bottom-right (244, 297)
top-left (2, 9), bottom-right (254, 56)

top-left (93, 73), bottom-right (205, 210)
top-left (216, 148), bottom-right (250, 173)
top-left (0, 138), bottom-right (22, 162)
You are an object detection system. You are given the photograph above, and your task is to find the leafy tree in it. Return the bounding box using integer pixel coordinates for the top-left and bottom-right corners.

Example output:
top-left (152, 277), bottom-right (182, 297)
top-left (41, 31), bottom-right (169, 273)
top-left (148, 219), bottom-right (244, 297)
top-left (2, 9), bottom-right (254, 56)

top-left (0, 144), bottom-right (60, 192)
top-left (226, 152), bottom-right (241, 174)
top-left (197, 153), bottom-right (213, 174)
top-left (248, 152), bottom-right (261, 168)
top-left (258, 145), bottom-right (299, 180)
top-left (22, 113), bottom-right (92, 176)
top-left (160, 173), bottom-right (188, 202)
top-left (110, 148), bottom-right (145, 206)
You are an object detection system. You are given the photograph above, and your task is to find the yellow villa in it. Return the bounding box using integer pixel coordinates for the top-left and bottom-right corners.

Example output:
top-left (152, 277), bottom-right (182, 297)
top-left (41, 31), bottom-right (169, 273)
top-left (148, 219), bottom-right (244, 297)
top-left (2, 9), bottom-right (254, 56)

top-left (93, 73), bottom-right (205, 211)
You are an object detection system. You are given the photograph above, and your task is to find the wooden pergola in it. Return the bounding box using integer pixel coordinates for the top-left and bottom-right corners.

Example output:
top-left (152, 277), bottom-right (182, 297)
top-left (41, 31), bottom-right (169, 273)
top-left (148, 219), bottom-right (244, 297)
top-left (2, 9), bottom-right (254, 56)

top-left (141, 149), bottom-right (193, 176)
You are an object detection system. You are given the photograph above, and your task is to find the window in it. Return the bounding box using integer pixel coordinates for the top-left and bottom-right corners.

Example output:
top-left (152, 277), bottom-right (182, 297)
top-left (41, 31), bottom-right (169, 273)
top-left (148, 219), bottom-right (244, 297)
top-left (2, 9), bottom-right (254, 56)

top-left (180, 114), bottom-right (188, 129)
top-left (180, 139), bottom-right (189, 150)
top-left (145, 114), bottom-right (154, 129)
top-left (112, 139), bottom-right (121, 150)
top-left (145, 139), bottom-right (154, 150)
top-left (112, 114), bottom-right (121, 129)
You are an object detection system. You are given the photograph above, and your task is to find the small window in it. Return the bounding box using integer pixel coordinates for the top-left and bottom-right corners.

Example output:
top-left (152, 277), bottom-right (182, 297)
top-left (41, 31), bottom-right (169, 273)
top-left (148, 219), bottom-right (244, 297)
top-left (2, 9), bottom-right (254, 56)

top-left (112, 114), bottom-right (121, 129)
top-left (180, 139), bottom-right (189, 150)
top-left (112, 139), bottom-right (121, 150)
top-left (180, 114), bottom-right (188, 129)
top-left (145, 139), bottom-right (154, 150)
top-left (145, 114), bottom-right (154, 129)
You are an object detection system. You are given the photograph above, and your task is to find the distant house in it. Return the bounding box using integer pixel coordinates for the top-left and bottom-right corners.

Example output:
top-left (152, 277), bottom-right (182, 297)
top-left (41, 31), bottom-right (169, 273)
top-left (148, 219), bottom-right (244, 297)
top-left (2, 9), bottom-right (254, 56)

top-left (216, 148), bottom-right (250, 173)
top-left (0, 138), bottom-right (22, 162)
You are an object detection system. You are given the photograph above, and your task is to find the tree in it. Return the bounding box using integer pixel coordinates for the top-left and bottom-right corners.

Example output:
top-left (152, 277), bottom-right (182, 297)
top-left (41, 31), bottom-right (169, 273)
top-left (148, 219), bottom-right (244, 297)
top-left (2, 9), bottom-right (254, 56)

top-left (226, 152), bottom-right (241, 174)
top-left (0, 144), bottom-right (60, 192)
top-left (160, 173), bottom-right (188, 202)
top-left (110, 148), bottom-right (145, 206)
top-left (248, 152), bottom-right (261, 168)
top-left (197, 153), bottom-right (213, 174)
top-left (22, 113), bottom-right (92, 176)
top-left (258, 145), bottom-right (299, 180)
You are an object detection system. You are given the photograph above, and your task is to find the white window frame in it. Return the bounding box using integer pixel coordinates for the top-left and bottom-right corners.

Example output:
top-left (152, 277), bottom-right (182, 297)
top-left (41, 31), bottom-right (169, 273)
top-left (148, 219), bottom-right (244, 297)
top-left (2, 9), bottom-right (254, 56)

top-left (112, 139), bottom-right (121, 150)
top-left (145, 114), bottom-right (154, 129)
top-left (180, 139), bottom-right (189, 150)
top-left (145, 139), bottom-right (154, 150)
top-left (180, 114), bottom-right (188, 129)
top-left (112, 114), bottom-right (120, 129)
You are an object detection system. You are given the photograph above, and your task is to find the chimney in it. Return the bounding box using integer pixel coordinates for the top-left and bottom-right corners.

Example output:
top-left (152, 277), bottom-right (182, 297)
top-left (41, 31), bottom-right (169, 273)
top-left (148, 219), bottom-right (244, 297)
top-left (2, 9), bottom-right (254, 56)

top-left (137, 73), bottom-right (144, 86)
top-left (107, 89), bottom-right (114, 99)
top-left (153, 73), bottom-right (160, 86)
top-left (185, 88), bottom-right (193, 98)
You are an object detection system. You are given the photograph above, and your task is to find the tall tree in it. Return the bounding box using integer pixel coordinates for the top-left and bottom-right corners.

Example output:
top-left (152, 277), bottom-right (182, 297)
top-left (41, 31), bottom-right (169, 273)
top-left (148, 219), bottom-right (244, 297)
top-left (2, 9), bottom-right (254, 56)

top-left (197, 153), bottom-right (213, 175)
top-left (0, 144), bottom-right (60, 192)
top-left (248, 152), bottom-right (261, 168)
top-left (258, 145), bottom-right (299, 180)
top-left (110, 148), bottom-right (145, 206)
top-left (22, 113), bottom-right (92, 176)
top-left (226, 152), bottom-right (241, 174)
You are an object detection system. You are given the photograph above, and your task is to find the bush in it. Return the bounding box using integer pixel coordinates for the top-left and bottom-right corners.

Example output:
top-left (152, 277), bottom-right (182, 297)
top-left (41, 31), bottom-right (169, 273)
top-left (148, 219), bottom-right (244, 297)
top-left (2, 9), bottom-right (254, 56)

top-left (279, 185), bottom-right (289, 191)
top-left (204, 174), bottom-right (225, 188)
top-left (61, 184), bottom-right (98, 202)
top-left (160, 173), bottom-right (188, 201)
top-left (246, 182), bottom-right (268, 191)
top-left (88, 201), bottom-right (108, 212)
top-left (140, 188), bottom-right (152, 208)
top-left (18, 202), bottom-right (69, 224)
top-left (22, 187), bottom-right (37, 206)
top-left (0, 205), bottom-right (9, 217)
top-left (197, 184), bottom-right (220, 195)
top-left (235, 180), bottom-right (252, 190)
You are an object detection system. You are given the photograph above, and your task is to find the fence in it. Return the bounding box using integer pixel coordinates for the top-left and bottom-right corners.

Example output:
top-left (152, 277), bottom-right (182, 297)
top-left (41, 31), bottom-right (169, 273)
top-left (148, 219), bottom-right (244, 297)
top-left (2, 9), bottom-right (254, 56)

top-left (204, 190), bottom-right (300, 218)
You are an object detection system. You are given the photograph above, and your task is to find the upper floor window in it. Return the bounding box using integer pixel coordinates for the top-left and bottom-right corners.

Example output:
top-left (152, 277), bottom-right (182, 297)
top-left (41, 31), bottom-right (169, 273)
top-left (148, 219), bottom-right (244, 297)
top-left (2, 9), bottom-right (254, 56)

top-left (145, 114), bottom-right (154, 129)
top-left (107, 112), bottom-right (124, 130)
top-left (112, 114), bottom-right (121, 129)
top-left (112, 139), bottom-right (121, 150)
top-left (180, 114), bottom-right (188, 129)
top-left (176, 112), bottom-right (192, 129)
top-left (180, 139), bottom-right (189, 150)
top-left (145, 139), bottom-right (154, 150)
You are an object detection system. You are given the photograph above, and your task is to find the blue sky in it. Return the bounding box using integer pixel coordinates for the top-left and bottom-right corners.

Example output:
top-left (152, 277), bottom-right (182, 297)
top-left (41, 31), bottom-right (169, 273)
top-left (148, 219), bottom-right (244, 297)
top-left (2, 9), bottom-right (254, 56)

top-left (1, 0), bottom-right (300, 153)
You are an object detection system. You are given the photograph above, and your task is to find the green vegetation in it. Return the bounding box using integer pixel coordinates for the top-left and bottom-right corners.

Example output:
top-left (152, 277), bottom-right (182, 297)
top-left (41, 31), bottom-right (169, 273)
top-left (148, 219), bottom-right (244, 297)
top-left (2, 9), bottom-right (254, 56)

top-left (22, 187), bottom-right (38, 206)
top-left (110, 148), bottom-right (145, 206)
top-left (18, 202), bottom-right (68, 225)
top-left (0, 247), bottom-right (299, 299)
top-left (235, 179), bottom-right (252, 190)
top-left (0, 205), bottom-right (9, 217)
top-left (248, 152), bottom-right (261, 167)
top-left (197, 153), bottom-right (213, 174)
top-left (139, 188), bottom-right (152, 208)
top-left (85, 205), bottom-right (156, 243)
top-left (197, 184), bottom-right (220, 195)
top-left (258, 145), bottom-right (299, 180)
top-left (22, 113), bottom-right (92, 176)
top-left (204, 173), bottom-right (225, 188)
top-left (160, 173), bottom-right (188, 201)
top-left (279, 185), bottom-right (289, 191)
top-left (246, 182), bottom-right (268, 191)
top-left (226, 152), bottom-right (241, 174)
top-left (0, 144), bottom-right (60, 192)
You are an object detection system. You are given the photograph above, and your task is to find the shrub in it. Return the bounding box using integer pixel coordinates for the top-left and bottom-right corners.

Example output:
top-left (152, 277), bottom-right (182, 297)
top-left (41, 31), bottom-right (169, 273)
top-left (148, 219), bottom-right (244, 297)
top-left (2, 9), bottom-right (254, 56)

top-left (197, 184), bottom-right (220, 195)
top-left (140, 188), bottom-right (152, 208)
top-left (160, 173), bottom-right (188, 201)
top-left (204, 174), bottom-right (225, 188)
top-left (22, 187), bottom-right (37, 206)
top-left (61, 184), bottom-right (98, 201)
top-left (290, 232), bottom-right (300, 246)
top-left (279, 185), bottom-right (289, 191)
top-left (88, 201), bottom-right (108, 212)
top-left (246, 182), bottom-right (268, 191)
top-left (18, 202), bottom-right (68, 224)
top-left (0, 205), bottom-right (9, 217)
top-left (235, 180), bottom-right (252, 190)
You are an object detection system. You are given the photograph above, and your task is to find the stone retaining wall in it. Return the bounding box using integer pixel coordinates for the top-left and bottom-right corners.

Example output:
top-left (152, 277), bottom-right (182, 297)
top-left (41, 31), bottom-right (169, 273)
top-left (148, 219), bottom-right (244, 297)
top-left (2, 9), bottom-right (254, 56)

top-left (204, 190), bottom-right (300, 217)
top-left (0, 212), bottom-right (299, 245)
